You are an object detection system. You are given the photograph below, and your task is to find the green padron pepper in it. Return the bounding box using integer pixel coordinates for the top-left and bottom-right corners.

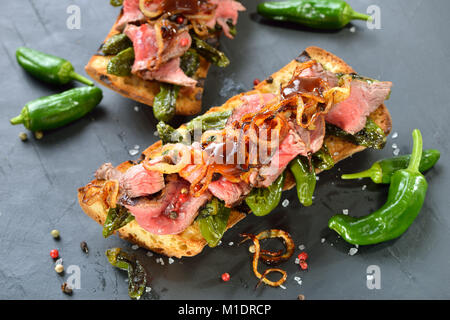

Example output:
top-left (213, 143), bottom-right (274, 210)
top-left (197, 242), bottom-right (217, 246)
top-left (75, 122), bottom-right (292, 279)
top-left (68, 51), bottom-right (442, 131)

top-left (257, 0), bottom-right (371, 30)
top-left (107, 47), bottom-right (135, 77)
top-left (329, 129), bottom-right (428, 245)
top-left (110, 0), bottom-right (123, 7)
top-left (105, 248), bottom-right (147, 299)
top-left (197, 198), bottom-right (231, 247)
top-left (153, 84), bottom-right (179, 122)
top-left (245, 173), bottom-right (285, 216)
top-left (312, 143), bottom-right (335, 171)
top-left (10, 86), bottom-right (103, 132)
top-left (289, 156), bottom-right (316, 207)
top-left (180, 49), bottom-right (200, 77)
top-left (152, 50), bottom-right (200, 122)
top-left (16, 47), bottom-right (94, 86)
top-left (326, 118), bottom-right (387, 150)
top-left (103, 205), bottom-right (135, 238)
top-left (185, 109), bottom-right (233, 132)
top-left (341, 149), bottom-right (441, 184)
top-left (101, 34), bottom-right (132, 56)
top-left (192, 36), bottom-right (230, 67)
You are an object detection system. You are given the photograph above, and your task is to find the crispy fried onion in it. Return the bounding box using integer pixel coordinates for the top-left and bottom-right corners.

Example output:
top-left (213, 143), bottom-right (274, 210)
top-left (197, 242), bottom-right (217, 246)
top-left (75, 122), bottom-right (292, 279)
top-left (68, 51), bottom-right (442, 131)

top-left (143, 61), bottom-right (351, 196)
top-left (139, 0), bottom-right (216, 37)
top-left (143, 143), bottom-right (192, 174)
top-left (239, 60), bottom-right (352, 131)
top-left (139, 0), bottom-right (163, 18)
top-left (241, 229), bottom-right (295, 265)
top-left (239, 229), bottom-right (295, 288)
top-left (79, 179), bottom-right (119, 210)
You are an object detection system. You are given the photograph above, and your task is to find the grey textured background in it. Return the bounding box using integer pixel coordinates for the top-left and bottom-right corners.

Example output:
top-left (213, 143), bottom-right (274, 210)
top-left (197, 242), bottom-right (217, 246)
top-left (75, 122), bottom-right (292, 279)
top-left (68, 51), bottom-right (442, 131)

top-left (0, 0), bottom-right (449, 300)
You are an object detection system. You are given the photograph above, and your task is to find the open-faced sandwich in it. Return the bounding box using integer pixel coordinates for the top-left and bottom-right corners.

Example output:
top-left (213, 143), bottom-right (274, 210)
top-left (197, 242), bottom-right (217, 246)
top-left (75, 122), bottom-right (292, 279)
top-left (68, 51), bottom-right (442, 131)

top-left (85, 0), bottom-right (245, 120)
top-left (78, 46), bottom-right (392, 258)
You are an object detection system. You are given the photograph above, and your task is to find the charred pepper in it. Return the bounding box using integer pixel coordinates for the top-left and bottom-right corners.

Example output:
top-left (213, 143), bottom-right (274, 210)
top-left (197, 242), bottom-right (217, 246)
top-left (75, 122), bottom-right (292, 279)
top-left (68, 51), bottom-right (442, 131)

top-left (289, 156), bottom-right (316, 207)
top-left (16, 47), bottom-right (93, 86)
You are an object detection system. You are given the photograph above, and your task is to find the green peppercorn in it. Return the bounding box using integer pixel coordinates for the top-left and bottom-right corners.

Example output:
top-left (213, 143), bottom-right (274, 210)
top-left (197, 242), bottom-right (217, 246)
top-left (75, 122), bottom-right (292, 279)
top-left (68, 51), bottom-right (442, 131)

top-left (51, 229), bottom-right (60, 239)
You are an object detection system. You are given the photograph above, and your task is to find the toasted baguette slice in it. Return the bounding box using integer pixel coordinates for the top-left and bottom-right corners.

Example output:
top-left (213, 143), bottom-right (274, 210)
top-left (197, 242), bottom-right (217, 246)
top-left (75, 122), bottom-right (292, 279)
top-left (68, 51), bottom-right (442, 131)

top-left (78, 46), bottom-right (392, 258)
top-left (85, 12), bottom-right (211, 116)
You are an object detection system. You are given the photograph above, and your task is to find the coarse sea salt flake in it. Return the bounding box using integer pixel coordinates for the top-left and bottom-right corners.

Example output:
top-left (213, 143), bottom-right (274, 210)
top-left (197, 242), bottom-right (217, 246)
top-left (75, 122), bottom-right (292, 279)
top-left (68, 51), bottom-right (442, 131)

top-left (129, 149), bottom-right (139, 156)
top-left (321, 238), bottom-right (326, 243)
top-left (362, 185), bottom-right (367, 191)
top-left (392, 132), bottom-right (398, 139)
top-left (393, 148), bottom-right (400, 156)
top-left (342, 209), bottom-right (349, 215)
top-left (131, 244), bottom-right (139, 250)
top-left (134, 106), bottom-right (139, 112)
top-left (282, 199), bottom-right (289, 207)
top-left (350, 26), bottom-right (356, 33)
top-left (392, 143), bottom-right (398, 149)
top-left (349, 247), bottom-right (358, 256)
top-left (168, 258), bottom-right (174, 264)
top-left (298, 244), bottom-right (305, 250)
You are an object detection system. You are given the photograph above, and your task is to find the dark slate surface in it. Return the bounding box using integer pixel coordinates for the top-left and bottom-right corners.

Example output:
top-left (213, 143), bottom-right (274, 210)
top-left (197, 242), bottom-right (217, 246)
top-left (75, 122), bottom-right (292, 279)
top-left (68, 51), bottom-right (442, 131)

top-left (1, 0), bottom-right (449, 300)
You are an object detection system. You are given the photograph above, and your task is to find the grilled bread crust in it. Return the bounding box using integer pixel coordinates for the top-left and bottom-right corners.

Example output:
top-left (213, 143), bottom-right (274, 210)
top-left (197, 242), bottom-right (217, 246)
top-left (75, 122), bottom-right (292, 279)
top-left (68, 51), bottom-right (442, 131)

top-left (78, 46), bottom-right (392, 258)
top-left (85, 12), bottom-right (211, 116)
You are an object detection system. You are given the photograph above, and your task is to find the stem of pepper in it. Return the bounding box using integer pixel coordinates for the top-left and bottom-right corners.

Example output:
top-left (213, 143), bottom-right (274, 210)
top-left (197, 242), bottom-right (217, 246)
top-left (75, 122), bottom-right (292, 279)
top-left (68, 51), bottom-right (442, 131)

top-left (408, 129), bottom-right (423, 172)
top-left (10, 115), bottom-right (24, 125)
top-left (350, 10), bottom-right (372, 22)
top-left (341, 162), bottom-right (383, 183)
top-left (69, 71), bottom-right (94, 86)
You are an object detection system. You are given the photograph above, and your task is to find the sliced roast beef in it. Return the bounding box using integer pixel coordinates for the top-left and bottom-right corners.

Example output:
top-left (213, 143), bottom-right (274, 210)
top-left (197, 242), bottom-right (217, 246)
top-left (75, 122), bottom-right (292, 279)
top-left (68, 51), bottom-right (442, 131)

top-left (120, 164), bottom-right (165, 198)
top-left (227, 93), bottom-right (276, 126)
top-left (251, 116), bottom-right (325, 188)
top-left (124, 23), bottom-right (192, 74)
top-left (140, 56), bottom-right (197, 87)
top-left (206, 0), bottom-right (246, 39)
top-left (95, 163), bottom-right (164, 198)
top-left (325, 80), bottom-right (392, 134)
top-left (116, 0), bottom-right (145, 30)
top-left (208, 177), bottom-right (251, 207)
top-left (125, 175), bottom-right (211, 235)
top-left (124, 24), bottom-right (159, 72)
top-left (95, 163), bottom-right (121, 181)
top-left (124, 174), bottom-right (185, 219)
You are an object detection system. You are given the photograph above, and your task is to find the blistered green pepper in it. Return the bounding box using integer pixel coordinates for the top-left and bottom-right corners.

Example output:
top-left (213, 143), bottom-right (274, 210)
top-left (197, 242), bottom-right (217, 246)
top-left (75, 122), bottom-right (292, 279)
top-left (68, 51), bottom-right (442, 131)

top-left (107, 47), bottom-right (135, 76)
top-left (197, 198), bottom-right (231, 247)
top-left (103, 205), bottom-right (135, 238)
top-left (326, 118), bottom-right (387, 149)
top-left (289, 156), bottom-right (316, 206)
top-left (192, 36), bottom-right (230, 68)
top-left (101, 34), bottom-right (132, 55)
top-left (245, 173), bottom-right (285, 216)
top-left (153, 84), bottom-right (179, 122)
top-left (105, 248), bottom-right (147, 299)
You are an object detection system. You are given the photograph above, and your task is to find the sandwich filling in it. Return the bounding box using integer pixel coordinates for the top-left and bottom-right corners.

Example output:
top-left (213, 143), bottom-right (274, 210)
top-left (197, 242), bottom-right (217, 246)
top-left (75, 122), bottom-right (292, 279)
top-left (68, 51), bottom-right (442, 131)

top-left (107, 0), bottom-right (245, 86)
top-left (84, 53), bottom-right (392, 243)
